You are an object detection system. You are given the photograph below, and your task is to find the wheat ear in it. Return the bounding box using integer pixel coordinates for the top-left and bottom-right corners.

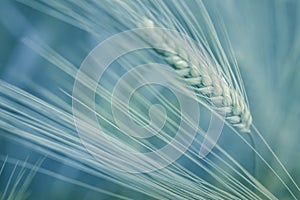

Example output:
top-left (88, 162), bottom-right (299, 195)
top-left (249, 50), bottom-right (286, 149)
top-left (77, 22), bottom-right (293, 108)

top-left (142, 19), bottom-right (252, 133)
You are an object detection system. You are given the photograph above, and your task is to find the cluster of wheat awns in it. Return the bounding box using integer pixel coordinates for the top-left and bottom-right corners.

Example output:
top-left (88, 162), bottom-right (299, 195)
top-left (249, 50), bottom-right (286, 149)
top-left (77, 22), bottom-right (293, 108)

top-left (0, 0), bottom-right (299, 199)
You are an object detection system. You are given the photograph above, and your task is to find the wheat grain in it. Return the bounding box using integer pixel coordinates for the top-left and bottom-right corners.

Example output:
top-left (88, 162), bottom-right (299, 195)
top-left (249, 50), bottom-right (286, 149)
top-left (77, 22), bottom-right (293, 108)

top-left (141, 18), bottom-right (252, 133)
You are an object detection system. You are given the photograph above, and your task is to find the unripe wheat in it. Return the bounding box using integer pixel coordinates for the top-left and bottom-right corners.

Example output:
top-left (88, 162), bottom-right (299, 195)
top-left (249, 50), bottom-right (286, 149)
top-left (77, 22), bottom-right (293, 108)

top-left (142, 18), bottom-right (252, 133)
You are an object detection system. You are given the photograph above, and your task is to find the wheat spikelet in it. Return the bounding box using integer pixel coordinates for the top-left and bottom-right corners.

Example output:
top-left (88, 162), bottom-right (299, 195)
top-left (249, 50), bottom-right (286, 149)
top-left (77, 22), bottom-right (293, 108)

top-left (142, 18), bottom-right (252, 133)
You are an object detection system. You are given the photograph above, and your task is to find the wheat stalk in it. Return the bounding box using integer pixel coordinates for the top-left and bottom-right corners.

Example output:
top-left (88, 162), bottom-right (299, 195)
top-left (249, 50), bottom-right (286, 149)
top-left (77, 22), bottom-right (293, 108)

top-left (0, 156), bottom-right (43, 200)
top-left (141, 18), bottom-right (252, 133)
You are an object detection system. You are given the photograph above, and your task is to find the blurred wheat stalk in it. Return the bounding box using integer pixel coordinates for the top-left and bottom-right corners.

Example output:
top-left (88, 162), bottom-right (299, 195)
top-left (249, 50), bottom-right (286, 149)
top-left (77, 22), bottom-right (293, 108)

top-left (0, 0), bottom-right (299, 199)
